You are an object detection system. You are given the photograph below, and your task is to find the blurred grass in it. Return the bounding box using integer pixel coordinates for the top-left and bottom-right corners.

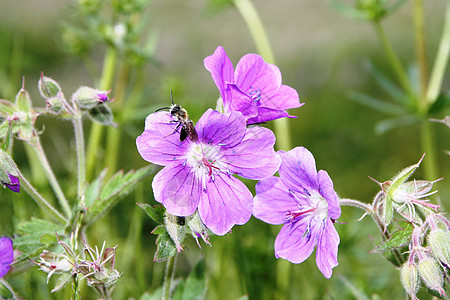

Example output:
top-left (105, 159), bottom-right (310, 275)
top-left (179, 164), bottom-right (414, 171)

top-left (0, 0), bottom-right (449, 299)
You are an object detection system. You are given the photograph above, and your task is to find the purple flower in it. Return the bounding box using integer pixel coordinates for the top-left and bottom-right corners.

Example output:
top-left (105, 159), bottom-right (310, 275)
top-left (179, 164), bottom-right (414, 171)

top-left (253, 147), bottom-right (341, 278)
top-left (136, 109), bottom-right (280, 235)
top-left (0, 237), bottom-right (13, 278)
top-left (3, 174), bottom-right (20, 193)
top-left (204, 46), bottom-right (303, 124)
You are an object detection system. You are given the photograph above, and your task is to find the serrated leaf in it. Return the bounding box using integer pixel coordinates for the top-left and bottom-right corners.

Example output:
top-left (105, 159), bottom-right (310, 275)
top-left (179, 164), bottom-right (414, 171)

top-left (173, 259), bottom-right (206, 300)
top-left (372, 220), bottom-right (414, 253)
top-left (84, 168), bottom-right (107, 207)
top-left (87, 104), bottom-right (116, 126)
top-left (14, 218), bottom-right (65, 259)
top-left (154, 231), bottom-right (177, 262)
top-left (374, 115), bottom-right (418, 135)
top-left (86, 165), bottom-right (156, 225)
top-left (137, 203), bottom-right (165, 225)
top-left (347, 90), bottom-right (406, 116)
top-left (152, 225), bottom-right (167, 235)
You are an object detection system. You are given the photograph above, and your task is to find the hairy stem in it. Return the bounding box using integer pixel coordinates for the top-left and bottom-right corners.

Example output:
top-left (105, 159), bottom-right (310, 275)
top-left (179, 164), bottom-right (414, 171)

top-left (86, 47), bottom-right (117, 181)
top-left (162, 254), bottom-right (176, 300)
top-left (18, 170), bottom-right (66, 225)
top-left (33, 136), bottom-right (71, 217)
top-left (73, 116), bottom-right (85, 201)
top-left (233, 0), bottom-right (292, 151)
top-left (426, 2), bottom-right (450, 104)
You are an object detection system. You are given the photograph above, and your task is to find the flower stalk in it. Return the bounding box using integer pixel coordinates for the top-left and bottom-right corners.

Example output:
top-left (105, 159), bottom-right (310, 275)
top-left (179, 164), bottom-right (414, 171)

top-left (162, 254), bottom-right (176, 300)
top-left (73, 115), bottom-right (86, 200)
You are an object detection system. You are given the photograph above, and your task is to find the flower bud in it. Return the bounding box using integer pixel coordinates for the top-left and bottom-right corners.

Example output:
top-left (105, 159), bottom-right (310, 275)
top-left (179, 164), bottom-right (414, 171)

top-left (72, 86), bottom-right (112, 109)
top-left (38, 73), bottom-right (62, 99)
top-left (45, 97), bottom-right (64, 114)
top-left (417, 257), bottom-right (446, 296)
top-left (186, 211), bottom-right (211, 248)
top-left (400, 262), bottom-right (419, 299)
top-left (0, 149), bottom-right (20, 193)
top-left (428, 229), bottom-right (450, 267)
top-left (37, 250), bottom-right (73, 283)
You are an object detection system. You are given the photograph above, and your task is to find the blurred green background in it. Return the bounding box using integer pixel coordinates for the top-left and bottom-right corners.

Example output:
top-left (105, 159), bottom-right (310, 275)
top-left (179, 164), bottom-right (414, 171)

top-left (0, 0), bottom-right (449, 299)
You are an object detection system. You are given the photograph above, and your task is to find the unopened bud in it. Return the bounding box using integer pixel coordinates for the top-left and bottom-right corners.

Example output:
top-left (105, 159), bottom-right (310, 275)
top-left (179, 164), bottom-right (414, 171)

top-left (400, 262), bottom-right (419, 299)
top-left (45, 97), bottom-right (64, 114)
top-left (428, 229), bottom-right (450, 267)
top-left (0, 149), bottom-right (20, 193)
top-left (72, 86), bottom-right (111, 109)
top-left (38, 73), bottom-right (62, 99)
top-left (417, 257), bottom-right (446, 296)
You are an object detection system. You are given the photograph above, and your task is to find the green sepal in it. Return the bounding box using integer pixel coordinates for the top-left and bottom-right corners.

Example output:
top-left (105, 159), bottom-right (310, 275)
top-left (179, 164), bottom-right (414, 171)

top-left (15, 87), bottom-right (32, 113)
top-left (173, 259), bottom-right (206, 300)
top-left (152, 225), bottom-right (177, 262)
top-left (87, 104), bottom-right (115, 126)
top-left (372, 220), bottom-right (414, 253)
top-left (388, 154), bottom-right (424, 195)
top-left (137, 203), bottom-right (165, 225)
top-left (0, 149), bottom-right (19, 184)
top-left (85, 165), bottom-right (156, 225)
top-left (0, 99), bottom-right (17, 118)
top-left (383, 194), bottom-right (394, 226)
top-left (38, 73), bottom-right (62, 99)
top-left (0, 281), bottom-right (13, 299)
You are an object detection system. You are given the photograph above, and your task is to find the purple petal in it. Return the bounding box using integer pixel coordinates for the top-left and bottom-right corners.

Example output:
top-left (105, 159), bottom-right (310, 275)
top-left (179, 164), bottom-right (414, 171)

top-left (198, 173), bottom-right (253, 235)
top-left (196, 109), bottom-right (246, 148)
top-left (259, 85), bottom-right (302, 110)
top-left (5, 174), bottom-right (20, 193)
top-left (226, 84), bottom-right (258, 118)
top-left (152, 164), bottom-right (201, 216)
top-left (136, 112), bottom-right (189, 166)
top-left (246, 107), bottom-right (290, 125)
top-left (0, 237), bottom-right (13, 278)
top-left (279, 147), bottom-right (318, 193)
top-left (204, 46), bottom-right (235, 101)
top-left (274, 220), bottom-right (318, 263)
top-left (234, 54), bottom-right (282, 99)
top-left (253, 177), bottom-right (298, 225)
top-left (317, 170), bottom-right (341, 220)
top-left (315, 218), bottom-right (340, 278)
top-left (221, 126), bottom-right (280, 180)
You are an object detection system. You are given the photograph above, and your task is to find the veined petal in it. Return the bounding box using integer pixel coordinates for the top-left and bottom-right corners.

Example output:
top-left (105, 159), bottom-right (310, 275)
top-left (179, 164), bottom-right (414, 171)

top-left (152, 164), bottom-right (201, 216)
top-left (226, 84), bottom-right (258, 118)
top-left (275, 220), bottom-right (318, 264)
top-left (279, 147), bottom-right (318, 193)
top-left (196, 109), bottom-right (246, 148)
top-left (259, 85), bottom-right (302, 110)
top-left (222, 126), bottom-right (280, 179)
top-left (316, 219), bottom-right (340, 279)
top-left (317, 170), bottom-right (341, 220)
top-left (198, 173), bottom-right (253, 236)
top-left (246, 107), bottom-right (290, 125)
top-left (253, 177), bottom-right (298, 225)
top-left (204, 46), bottom-right (235, 101)
top-left (137, 112), bottom-right (188, 166)
top-left (235, 54), bottom-right (282, 99)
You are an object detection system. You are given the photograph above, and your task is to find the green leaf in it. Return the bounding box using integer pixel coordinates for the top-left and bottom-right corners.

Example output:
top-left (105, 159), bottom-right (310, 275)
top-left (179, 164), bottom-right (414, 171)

top-left (428, 91), bottom-right (450, 115)
top-left (86, 165), bottom-right (156, 225)
top-left (153, 229), bottom-right (177, 262)
top-left (374, 115), bottom-right (418, 135)
top-left (173, 259), bottom-right (207, 300)
top-left (137, 203), bottom-right (165, 225)
top-left (0, 281), bottom-right (13, 299)
top-left (14, 218), bottom-right (65, 260)
top-left (329, 1), bottom-right (368, 21)
top-left (372, 221), bottom-right (414, 253)
top-left (87, 104), bottom-right (116, 126)
top-left (0, 99), bottom-right (17, 118)
top-left (84, 168), bottom-right (107, 207)
top-left (347, 90), bottom-right (406, 116)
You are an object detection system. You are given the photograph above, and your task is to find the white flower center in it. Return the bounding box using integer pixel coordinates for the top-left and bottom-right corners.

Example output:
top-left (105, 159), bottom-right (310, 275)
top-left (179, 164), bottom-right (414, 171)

top-left (285, 189), bottom-right (329, 226)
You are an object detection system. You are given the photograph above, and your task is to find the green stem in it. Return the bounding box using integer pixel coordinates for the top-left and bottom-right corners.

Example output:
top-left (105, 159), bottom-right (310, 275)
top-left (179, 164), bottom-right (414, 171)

top-left (33, 136), bottom-right (71, 217)
top-left (86, 47), bottom-right (117, 181)
top-left (18, 170), bottom-right (67, 225)
top-left (419, 120), bottom-right (439, 181)
top-left (426, 2), bottom-right (450, 104)
top-left (233, 0), bottom-right (292, 151)
top-left (162, 254), bottom-right (176, 300)
top-left (373, 22), bottom-right (414, 99)
top-left (413, 0), bottom-right (428, 103)
top-left (73, 116), bottom-right (85, 201)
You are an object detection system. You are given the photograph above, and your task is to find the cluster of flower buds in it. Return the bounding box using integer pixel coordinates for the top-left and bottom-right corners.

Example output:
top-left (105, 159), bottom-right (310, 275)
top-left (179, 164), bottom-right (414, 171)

top-left (399, 216), bottom-right (450, 299)
top-left (36, 235), bottom-right (121, 296)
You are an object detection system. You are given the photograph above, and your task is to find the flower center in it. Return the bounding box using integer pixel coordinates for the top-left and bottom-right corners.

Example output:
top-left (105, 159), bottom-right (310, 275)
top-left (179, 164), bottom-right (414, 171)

top-left (285, 189), bottom-right (329, 225)
top-left (249, 88), bottom-right (261, 102)
top-left (185, 142), bottom-right (225, 190)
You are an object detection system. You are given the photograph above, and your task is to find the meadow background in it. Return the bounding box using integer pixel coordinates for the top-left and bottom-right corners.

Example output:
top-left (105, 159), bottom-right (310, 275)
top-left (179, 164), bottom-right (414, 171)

top-left (0, 0), bottom-right (449, 299)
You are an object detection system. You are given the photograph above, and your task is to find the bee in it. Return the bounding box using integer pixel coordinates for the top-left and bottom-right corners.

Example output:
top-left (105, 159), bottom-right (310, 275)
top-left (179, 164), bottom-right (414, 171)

top-left (157, 91), bottom-right (198, 142)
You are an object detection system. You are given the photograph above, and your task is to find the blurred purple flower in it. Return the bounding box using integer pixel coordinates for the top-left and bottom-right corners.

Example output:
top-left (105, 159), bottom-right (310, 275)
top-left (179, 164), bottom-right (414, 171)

top-left (2, 174), bottom-right (20, 193)
top-left (253, 147), bottom-right (341, 278)
top-left (0, 237), bottom-right (13, 278)
top-left (204, 46), bottom-right (303, 124)
top-left (136, 109), bottom-right (280, 235)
